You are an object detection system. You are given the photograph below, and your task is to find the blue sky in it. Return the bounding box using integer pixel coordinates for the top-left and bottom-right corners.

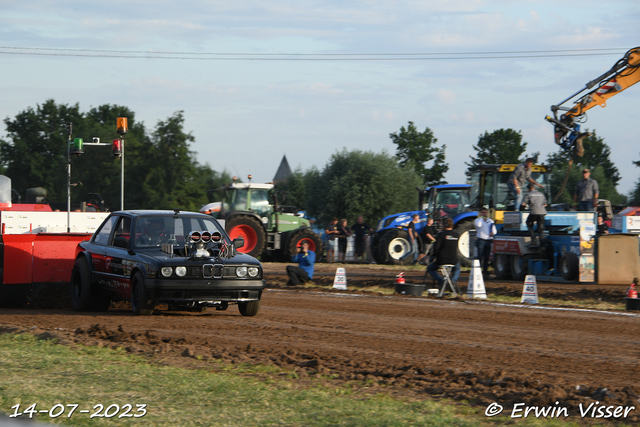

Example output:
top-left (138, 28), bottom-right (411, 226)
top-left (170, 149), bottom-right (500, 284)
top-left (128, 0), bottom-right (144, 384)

top-left (2, 1), bottom-right (639, 196)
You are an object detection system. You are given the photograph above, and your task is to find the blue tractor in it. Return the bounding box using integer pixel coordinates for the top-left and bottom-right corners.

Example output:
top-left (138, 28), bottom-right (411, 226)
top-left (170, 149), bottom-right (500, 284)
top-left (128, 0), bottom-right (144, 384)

top-left (371, 184), bottom-right (477, 266)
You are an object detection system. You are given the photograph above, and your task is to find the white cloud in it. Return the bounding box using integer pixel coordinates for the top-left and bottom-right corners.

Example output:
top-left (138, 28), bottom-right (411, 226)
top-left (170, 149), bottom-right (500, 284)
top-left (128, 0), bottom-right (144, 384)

top-left (437, 89), bottom-right (456, 105)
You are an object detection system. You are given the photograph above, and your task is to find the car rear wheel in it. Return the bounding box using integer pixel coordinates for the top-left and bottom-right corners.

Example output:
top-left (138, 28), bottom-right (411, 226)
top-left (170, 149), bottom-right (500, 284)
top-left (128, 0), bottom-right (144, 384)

top-left (71, 258), bottom-right (110, 312)
top-left (131, 271), bottom-right (155, 315)
top-left (238, 300), bottom-right (260, 316)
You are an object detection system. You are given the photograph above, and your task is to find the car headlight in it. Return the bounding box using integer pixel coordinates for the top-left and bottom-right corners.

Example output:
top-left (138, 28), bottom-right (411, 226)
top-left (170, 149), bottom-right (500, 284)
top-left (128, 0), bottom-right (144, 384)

top-left (176, 266), bottom-right (187, 277)
top-left (247, 267), bottom-right (259, 277)
top-left (236, 266), bottom-right (248, 277)
top-left (161, 267), bottom-right (173, 277)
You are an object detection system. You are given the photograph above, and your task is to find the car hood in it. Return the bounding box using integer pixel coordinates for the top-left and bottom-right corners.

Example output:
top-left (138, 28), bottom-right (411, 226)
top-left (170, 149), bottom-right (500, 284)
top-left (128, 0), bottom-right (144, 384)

top-left (135, 248), bottom-right (261, 265)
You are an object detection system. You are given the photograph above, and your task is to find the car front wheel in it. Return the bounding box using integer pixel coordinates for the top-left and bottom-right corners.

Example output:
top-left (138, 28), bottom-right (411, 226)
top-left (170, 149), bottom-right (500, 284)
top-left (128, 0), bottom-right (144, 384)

top-left (131, 271), bottom-right (155, 315)
top-left (238, 300), bottom-right (260, 316)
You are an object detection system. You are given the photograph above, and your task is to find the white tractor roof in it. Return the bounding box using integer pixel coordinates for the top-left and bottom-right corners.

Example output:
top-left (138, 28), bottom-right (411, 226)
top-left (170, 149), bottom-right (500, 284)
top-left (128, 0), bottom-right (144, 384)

top-left (229, 183), bottom-right (274, 190)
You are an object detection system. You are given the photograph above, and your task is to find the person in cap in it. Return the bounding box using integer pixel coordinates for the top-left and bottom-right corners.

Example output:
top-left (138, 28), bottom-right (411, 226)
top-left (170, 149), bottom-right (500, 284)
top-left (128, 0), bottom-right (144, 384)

top-left (286, 241), bottom-right (315, 286)
top-left (508, 158), bottom-right (544, 211)
top-left (574, 168), bottom-right (599, 212)
top-left (521, 182), bottom-right (547, 247)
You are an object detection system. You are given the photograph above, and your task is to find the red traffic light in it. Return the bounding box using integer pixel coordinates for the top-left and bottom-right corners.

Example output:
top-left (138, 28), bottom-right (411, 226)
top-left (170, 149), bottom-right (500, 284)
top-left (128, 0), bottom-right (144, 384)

top-left (112, 139), bottom-right (122, 157)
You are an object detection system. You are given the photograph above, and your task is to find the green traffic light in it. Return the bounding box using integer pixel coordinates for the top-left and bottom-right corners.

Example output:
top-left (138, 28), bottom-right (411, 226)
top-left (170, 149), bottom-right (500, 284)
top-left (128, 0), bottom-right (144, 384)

top-left (71, 138), bottom-right (84, 155)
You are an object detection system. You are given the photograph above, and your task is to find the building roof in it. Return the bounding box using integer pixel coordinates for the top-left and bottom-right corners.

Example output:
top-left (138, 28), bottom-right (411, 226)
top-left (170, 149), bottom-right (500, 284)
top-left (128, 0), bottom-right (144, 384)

top-left (273, 155), bottom-right (292, 183)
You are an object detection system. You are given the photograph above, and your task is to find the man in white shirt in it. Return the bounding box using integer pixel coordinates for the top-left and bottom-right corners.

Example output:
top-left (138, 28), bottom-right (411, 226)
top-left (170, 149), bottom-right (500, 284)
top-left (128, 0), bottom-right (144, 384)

top-left (474, 208), bottom-right (497, 276)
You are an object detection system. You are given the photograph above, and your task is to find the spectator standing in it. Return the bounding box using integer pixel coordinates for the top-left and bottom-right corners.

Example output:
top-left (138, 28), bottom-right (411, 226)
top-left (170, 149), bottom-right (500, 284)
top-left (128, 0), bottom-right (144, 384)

top-left (337, 218), bottom-right (351, 263)
top-left (407, 214), bottom-right (420, 263)
top-left (597, 215), bottom-right (609, 235)
top-left (474, 208), bottom-right (497, 276)
top-left (574, 168), bottom-right (599, 212)
top-left (418, 217), bottom-right (437, 263)
top-left (508, 158), bottom-right (544, 211)
top-left (286, 241), bottom-right (315, 286)
top-left (351, 216), bottom-right (371, 263)
top-left (325, 217), bottom-right (339, 262)
top-left (427, 218), bottom-right (461, 286)
top-left (521, 182), bottom-right (547, 247)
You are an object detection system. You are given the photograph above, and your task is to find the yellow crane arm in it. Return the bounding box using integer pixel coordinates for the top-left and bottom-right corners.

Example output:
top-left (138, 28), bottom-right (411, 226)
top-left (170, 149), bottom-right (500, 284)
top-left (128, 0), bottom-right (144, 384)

top-left (545, 46), bottom-right (640, 154)
top-left (563, 46), bottom-right (640, 119)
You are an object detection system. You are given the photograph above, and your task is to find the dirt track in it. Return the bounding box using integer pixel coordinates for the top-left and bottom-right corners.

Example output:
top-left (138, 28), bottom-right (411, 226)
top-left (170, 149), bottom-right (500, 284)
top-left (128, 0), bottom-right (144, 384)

top-left (1, 262), bottom-right (639, 422)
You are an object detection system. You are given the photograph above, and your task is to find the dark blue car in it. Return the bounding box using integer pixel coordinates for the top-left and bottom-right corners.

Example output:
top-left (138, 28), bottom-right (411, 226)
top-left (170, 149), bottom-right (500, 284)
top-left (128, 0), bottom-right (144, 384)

top-left (71, 210), bottom-right (265, 316)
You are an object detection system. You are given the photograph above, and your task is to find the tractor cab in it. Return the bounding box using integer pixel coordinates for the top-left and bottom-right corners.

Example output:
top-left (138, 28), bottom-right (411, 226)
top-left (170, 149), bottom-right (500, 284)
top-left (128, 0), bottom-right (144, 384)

top-left (469, 164), bottom-right (551, 224)
top-left (422, 186), bottom-right (471, 221)
top-left (203, 181), bottom-right (322, 260)
top-left (211, 183), bottom-right (275, 226)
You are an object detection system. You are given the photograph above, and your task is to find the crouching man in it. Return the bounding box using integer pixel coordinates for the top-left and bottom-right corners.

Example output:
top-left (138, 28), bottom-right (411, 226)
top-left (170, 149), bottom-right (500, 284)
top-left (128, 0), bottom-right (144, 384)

top-left (286, 241), bottom-right (316, 286)
top-left (426, 218), bottom-right (461, 287)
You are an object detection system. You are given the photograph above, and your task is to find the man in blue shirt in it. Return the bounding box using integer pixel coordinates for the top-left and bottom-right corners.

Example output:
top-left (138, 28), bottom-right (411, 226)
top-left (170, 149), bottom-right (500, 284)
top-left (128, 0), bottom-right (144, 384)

top-left (286, 241), bottom-right (316, 286)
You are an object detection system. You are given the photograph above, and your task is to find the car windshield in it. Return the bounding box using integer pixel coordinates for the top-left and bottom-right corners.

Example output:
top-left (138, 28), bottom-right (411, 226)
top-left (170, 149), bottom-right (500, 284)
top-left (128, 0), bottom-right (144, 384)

top-left (133, 215), bottom-right (228, 248)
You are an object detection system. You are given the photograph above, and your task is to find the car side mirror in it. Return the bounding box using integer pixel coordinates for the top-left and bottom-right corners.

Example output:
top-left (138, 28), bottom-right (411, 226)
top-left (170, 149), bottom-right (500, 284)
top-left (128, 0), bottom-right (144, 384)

top-left (113, 237), bottom-right (130, 249)
top-left (233, 237), bottom-right (245, 249)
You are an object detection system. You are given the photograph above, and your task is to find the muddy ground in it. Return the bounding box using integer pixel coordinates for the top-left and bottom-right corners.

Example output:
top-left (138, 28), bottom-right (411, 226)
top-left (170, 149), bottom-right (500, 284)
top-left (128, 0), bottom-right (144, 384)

top-left (1, 262), bottom-right (639, 423)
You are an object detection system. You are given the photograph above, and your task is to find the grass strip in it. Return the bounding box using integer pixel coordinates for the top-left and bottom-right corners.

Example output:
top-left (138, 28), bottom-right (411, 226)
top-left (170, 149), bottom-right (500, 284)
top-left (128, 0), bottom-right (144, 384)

top-left (0, 332), bottom-right (609, 426)
top-left (0, 332), bottom-right (479, 427)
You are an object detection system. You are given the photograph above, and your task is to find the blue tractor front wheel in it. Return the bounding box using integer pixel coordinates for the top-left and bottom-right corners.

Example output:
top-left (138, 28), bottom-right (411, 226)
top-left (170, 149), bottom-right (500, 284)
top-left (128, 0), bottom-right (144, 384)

top-left (377, 229), bottom-right (414, 265)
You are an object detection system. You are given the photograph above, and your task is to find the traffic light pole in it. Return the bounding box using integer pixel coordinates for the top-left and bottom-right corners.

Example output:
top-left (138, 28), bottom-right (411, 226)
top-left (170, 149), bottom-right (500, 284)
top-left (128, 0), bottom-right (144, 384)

top-left (66, 123), bottom-right (72, 233)
top-left (65, 119), bottom-right (127, 232)
top-left (120, 137), bottom-right (124, 211)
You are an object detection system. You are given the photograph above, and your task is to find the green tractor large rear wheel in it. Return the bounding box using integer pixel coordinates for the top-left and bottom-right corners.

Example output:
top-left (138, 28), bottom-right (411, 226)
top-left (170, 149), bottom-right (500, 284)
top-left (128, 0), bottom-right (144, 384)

top-left (281, 229), bottom-right (323, 262)
top-left (227, 216), bottom-right (266, 258)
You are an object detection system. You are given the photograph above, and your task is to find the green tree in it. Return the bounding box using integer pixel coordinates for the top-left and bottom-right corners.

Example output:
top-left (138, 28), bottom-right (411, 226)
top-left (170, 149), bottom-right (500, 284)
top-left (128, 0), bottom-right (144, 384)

top-left (278, 168), bottom-right (312, 211)
top-left (389, 122), bottom-right (448, 186)
top-left (629, 153), bottom-right (640, 205)
top-left (0, 101), bottom-right (220, 211)
top-left (135, 111), bottom-right (209, 211)
top-left (304, 149), bottom-right (423, 227)
top-left (546, 131), bottom-right (625, 204)
top-left (549, 165), bottom-right (626, 206)
top-left (465, 128), bottom-right (538, 177)
top-left (72, 104), bottom-right (149, 210)
top-left (0, 99), bottom-right (83, 203)
top-left (630, 179), bottom-right (640, 205)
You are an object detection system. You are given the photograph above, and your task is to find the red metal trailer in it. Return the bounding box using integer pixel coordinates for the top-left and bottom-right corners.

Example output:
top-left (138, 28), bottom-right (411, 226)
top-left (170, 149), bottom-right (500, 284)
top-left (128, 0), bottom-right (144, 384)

top-left (0, 209), bottom-right (108, 306)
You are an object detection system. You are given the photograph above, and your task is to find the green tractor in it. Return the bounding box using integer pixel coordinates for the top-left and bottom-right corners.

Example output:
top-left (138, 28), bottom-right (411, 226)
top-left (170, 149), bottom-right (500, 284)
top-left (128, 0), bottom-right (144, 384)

top-left (201, 182), bottom-right (322, 261)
